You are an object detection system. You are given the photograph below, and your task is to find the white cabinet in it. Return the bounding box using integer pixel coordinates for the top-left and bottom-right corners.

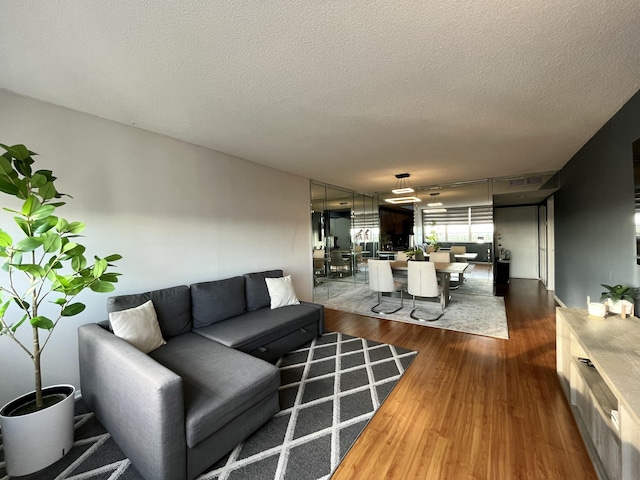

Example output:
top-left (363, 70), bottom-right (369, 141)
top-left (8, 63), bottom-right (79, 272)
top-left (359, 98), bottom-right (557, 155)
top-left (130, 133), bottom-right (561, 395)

top-left (557, 308), bottom-right (640, 480)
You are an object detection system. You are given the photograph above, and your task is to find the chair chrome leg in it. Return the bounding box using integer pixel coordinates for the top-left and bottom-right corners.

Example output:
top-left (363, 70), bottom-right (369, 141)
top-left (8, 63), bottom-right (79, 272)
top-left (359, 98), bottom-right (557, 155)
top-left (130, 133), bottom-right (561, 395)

top-left (409, 293), bottom-right (445, 322)
top-left (371, 290), bottom-right (404, 314)
top-left (410, 308), bottom-right (444, 322)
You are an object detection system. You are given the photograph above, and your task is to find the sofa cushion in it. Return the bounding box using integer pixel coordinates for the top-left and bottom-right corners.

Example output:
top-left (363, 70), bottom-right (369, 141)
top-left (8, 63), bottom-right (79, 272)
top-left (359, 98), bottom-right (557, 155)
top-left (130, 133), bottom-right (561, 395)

top-left (108, 300), bottom-right (167, 353)
top-left (192, 302), bottom-right (321, 352)
top-left (149, 333), bottom-right (280, 448)
top-left (244, 270), bottom-right (283, 311)
top-left (191, 276), bottom-right (246, 328)
top-left (107, 285), bottom-right (192, 339)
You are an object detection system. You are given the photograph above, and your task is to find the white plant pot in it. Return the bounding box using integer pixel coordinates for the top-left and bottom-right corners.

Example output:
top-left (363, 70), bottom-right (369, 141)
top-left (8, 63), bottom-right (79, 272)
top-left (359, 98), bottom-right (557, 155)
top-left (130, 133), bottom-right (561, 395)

top-left (606, 299), bottom-right (635, 316)
top-left (0, 384), bottom-right (75, 476)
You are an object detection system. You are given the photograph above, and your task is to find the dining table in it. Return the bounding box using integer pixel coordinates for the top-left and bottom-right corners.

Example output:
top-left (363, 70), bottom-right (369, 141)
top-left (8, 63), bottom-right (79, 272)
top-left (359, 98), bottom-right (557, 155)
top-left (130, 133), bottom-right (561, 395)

top-left (389, 260), bottom-right (469, 306)
top-left (425, 252), bottom-right (478, 261)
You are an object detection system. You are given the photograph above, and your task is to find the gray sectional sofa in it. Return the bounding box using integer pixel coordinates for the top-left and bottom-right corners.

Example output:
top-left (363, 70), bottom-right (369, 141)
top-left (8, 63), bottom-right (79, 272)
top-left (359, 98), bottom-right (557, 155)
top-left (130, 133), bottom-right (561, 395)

top-left (78, 269), bottom-right (324, 480)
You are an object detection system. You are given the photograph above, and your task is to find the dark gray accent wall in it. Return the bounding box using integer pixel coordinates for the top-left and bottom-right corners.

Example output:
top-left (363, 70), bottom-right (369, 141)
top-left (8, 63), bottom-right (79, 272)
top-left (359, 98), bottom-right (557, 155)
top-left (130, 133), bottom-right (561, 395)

top-left (555, 88), bottom-right (640, 308)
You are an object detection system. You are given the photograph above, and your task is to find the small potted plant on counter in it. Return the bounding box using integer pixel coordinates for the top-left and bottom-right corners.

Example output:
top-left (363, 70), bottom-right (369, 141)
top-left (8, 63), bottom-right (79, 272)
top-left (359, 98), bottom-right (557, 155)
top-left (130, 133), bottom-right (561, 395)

top-left (0, 143), bottom-right (121, 476)
top-left (600, 283), bottom-right (636, 318)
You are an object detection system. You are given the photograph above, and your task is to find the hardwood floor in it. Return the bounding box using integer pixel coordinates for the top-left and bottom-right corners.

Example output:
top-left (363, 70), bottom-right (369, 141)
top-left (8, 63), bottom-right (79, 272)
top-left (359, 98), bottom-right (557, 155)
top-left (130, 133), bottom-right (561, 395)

top-left (328, 278), bottom-right (597, 480)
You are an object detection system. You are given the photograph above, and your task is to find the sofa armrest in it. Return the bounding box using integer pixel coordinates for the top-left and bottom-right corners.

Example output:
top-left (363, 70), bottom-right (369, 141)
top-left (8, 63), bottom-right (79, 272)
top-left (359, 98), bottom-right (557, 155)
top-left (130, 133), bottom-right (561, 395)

top-left (78, 323), bottom-right (187, 480)
top-left (299, 301), bottom-right (325, 335)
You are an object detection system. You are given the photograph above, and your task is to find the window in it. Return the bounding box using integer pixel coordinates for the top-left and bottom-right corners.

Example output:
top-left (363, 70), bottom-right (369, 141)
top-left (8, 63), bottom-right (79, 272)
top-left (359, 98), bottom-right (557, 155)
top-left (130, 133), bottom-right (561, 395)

top-left (422, 206), bottom-right (493, 243)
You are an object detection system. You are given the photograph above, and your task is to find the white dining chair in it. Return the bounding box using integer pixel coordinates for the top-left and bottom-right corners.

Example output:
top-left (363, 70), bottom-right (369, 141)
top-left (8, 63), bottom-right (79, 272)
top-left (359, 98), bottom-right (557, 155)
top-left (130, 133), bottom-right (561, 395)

top-left (407, 261), bottom-right (445, 321)
top-left (368, 260), bottom-right (404, 314)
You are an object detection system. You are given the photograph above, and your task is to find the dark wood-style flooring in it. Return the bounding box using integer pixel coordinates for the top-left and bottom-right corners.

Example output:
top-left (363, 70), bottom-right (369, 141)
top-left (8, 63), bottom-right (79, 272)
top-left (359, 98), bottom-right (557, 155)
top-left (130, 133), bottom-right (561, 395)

top-left (328, 278), bottom-right (597, 480)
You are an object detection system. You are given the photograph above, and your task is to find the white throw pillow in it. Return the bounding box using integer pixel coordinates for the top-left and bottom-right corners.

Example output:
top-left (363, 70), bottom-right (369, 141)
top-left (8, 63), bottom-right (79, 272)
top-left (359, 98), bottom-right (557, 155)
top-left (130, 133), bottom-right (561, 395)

top-left (109, 300), bottom-right (167, 353)
top-left (265, 275), bottom-right (300, 309)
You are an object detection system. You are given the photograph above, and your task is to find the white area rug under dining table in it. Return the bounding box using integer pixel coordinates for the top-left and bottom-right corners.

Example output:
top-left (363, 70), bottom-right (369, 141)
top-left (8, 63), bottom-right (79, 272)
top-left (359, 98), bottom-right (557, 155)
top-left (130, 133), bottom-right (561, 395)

top-left (318, 279), bottom-right (509, 339)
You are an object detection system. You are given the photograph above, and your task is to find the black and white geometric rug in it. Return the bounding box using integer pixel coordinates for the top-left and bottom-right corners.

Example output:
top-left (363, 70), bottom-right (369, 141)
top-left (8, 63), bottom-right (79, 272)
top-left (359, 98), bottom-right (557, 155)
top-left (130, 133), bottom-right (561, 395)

top-left (0, 332), bottom-right (417, 480)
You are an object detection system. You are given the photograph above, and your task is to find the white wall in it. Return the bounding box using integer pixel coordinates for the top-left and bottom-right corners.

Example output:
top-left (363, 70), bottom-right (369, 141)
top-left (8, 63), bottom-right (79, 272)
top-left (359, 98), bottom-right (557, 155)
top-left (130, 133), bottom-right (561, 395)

top-left (0, 91), bottom-right (313, 407)
top-left (494, 206), bottom-right (539, 279)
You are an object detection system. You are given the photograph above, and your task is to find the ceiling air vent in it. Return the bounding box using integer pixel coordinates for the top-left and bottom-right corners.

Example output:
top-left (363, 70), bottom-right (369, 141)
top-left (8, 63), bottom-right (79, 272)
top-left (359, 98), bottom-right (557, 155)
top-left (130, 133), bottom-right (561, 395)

top-left (526, 176), bottom-right (543, 185)
top-left (509, 176), bottom-right (543, 187)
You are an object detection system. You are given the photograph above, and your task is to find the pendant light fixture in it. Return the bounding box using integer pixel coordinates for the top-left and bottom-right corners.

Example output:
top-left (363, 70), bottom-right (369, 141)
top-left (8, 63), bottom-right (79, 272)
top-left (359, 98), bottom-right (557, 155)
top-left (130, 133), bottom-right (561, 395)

top-left (385, 173), bottom-right (421, 204)
top-left (427, 193), bottom-right (443, 207)
top-left (391, 173), bottom-right (414, 194)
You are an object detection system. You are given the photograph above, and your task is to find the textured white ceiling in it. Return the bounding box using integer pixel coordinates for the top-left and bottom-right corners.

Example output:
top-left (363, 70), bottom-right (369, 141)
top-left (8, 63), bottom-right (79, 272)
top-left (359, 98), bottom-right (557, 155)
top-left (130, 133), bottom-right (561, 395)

top-left (1, 1), bottom-right (640, 195)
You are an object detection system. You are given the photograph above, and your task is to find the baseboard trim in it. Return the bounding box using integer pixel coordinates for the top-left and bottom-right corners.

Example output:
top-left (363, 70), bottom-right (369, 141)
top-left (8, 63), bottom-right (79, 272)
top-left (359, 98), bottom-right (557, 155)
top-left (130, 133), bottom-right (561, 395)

top-left (554, 295), bottom-right (567, 308)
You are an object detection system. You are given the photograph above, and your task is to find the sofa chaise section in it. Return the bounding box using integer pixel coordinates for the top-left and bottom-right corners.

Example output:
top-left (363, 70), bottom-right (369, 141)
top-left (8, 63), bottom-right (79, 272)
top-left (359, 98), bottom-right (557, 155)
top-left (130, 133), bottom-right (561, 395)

top-left (78, 283), bottom-right (282, 480)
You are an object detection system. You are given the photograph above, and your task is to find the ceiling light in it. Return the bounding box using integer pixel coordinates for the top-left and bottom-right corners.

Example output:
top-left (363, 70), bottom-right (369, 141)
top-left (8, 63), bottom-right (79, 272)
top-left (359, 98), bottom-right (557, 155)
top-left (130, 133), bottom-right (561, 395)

top-left (384, 196), bottom-right (422, 204)
top-left (427, 193), bottom-right (443, 207)
top-left (391, 173), bottom-right (414, 194)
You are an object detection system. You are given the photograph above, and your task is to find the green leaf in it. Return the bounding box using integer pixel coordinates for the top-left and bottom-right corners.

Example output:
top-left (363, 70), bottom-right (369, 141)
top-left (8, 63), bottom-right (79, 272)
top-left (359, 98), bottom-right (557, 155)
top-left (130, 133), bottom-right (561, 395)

top-left (51, 274), bottom-right (70, 292)
top-left (14, 178), bottom-right (29, 199)
top-left (31, 204), bottom-right (55, 220)
top-left (10, 314), bottom-right (28, 332)
top-left (72, 255), bottom-right (87, 272)
top-left (13, 217), bottom-right (30, 235)
top-left (12, 252), bottom-right (22, 265)
top-left (0, 299), bottom-right (11, 318)
top-left (61, 241), bottom-right (78, 253)
top-left (0, 176), bottom-right (19, 196)
top-left (34, 169), bottom-right (53, 180)
top-left (93, 258), bottom-right (108, 278)
top-left (61, 244), bottom-right (85, 259)
top-left (104, 254), bottom-right (123, 262)
top-left (14, 155), bottom-right (33, 177)
top-left (90, 281), bottom-right (116, 293)
top-left (39, 182), bottom-right (58, 201)
top-left (100, 272), bottom-right (120, 282)
top-left (61, 303), bottom-right (86, 316)
top-left (31, 315), bottom-right (54, 330)
top-left (15, 237), bottom-right (43, 252)
top-left (13, 297), bottom-right (30, 311)
top-left (33, 216), bottom-right (58, 235)
top-left (56, 218), bottom-right (68, 233)
top-left (67, 222), bottom-right (85, 234)
top-left (0, 144), bottom-right (33, 161)
top-left (22, 195), bottom-right (41, 216)
top-left (16, 264), bottom-right (46, 277)
top-left (0, 155), bottom-right (14, 175)
top-left (0, 229), bottom-right (12, 247)
top-left (52, 298), bottom-right (67, 305)
top-left (31, 172), bottom-right (47, 187)
top-left (42, 232), bottom-right (62, 253)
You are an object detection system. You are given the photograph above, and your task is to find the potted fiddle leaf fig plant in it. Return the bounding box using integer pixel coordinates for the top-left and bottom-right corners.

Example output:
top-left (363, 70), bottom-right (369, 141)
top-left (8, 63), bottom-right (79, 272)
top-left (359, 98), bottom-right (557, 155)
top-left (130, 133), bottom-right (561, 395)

top-left (600, 283), bottom-right (636, 317)
top-left (0, 143), bottom-right (121, 476)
